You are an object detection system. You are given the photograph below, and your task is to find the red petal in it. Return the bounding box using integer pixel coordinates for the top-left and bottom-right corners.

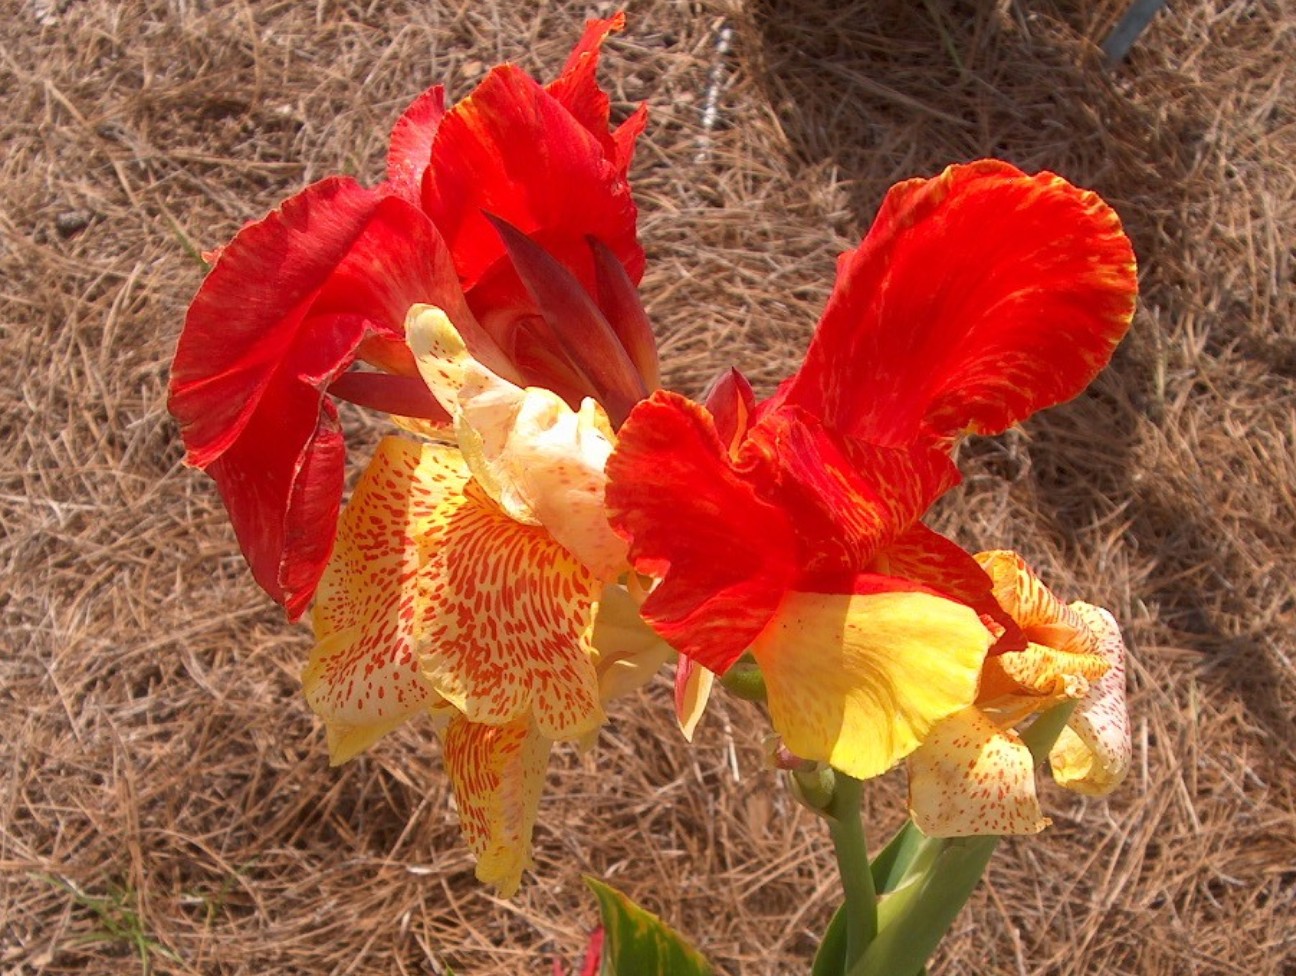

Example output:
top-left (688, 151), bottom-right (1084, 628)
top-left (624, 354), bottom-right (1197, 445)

top-left (591, 236), bottom-right (659, 391)
top-left (386, 85), bottom-right (447, 198)
top-left (546, 13), bottom-right (635, 171)
top-left (169, 177), bottom-right (460, 613)
top-left (422, 64), bottom-right (643, 294)
top-left (702, 367), bottom-right (756, 456)
top-left (739, 406), bottom-right (961, 581)
top-left (780, 161), bottom-right (1137, 443)
top-left (486, 215), bottom-right (645, 424)
top-left (205, 396), bottom-right (345, 619)
top-left (605, 392), bottom-right (798, 673)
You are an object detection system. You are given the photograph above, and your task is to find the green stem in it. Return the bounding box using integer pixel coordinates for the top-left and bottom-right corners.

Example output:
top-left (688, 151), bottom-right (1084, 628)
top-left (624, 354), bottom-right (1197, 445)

top-left (847, 700), bottom-right (1081, 976)
top-left (826, 774), bottom-right (877, 969)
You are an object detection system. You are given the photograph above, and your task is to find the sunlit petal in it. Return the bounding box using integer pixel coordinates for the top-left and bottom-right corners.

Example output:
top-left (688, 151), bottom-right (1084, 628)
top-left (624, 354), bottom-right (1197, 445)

top-left (777, 161), bottom-right (1137, 444)
top-left (441, 713), bottom-right (551, 897)
top-left (674, 657), bottom-right (716, 742)
top-left (751, 579), bottom-right (993, 781)
top-left (1050, 603), bottom-right (1132, 796)
top-left (908, 707), bottom-right (1048, 837)
top-left (589, 583), bottom-right (675, 704)
top-left (606, 391), bottom-right (800, 674)
top-left (416, 479), bottom-right (605, 740)
top-left (304, 436), bottom-right (463, 763)
top-left (409, 305), bottom-right (627, 578)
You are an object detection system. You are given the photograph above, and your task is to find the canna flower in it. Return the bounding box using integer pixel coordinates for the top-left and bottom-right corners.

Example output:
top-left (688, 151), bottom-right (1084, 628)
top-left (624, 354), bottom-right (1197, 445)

top-left (606, 161), bottom-right (1137, 783)
top-left (168, 13), bottom-right (651, 618)
top-left (907, 551), bottom-right (1132, 835)
top-left (168, 15), bottom-right (668, 894)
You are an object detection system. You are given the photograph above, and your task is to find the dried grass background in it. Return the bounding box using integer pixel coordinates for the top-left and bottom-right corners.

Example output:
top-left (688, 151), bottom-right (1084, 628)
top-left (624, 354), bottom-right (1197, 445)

top-left (2, 0), bottom-right (1294, 973)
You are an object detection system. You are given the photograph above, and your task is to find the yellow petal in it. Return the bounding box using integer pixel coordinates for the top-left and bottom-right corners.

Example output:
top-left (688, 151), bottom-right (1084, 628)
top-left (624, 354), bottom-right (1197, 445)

top-left (408, 305), bottom-right (627, 579)
top-left (1049, 603), bottom-right (1131, 795)
top-left (416, 479), bottom-right (606, 740)
top-left (590, 583), bottom-right (675, 704)
top-left (750, 588), bottom-right (993, 780)
top-left (907, 707), bottom-right (1049, 836)
top-left (441, 713), bottom-right (551, 897)
top-left (675, 657), bottom-right (715, 743)
top-left (304, 437), bottom-right (462, 763)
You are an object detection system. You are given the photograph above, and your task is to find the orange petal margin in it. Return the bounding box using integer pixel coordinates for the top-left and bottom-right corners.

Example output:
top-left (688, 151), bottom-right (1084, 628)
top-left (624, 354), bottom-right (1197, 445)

top-left (907, 707), bottom-right (1048, 837)
top-left (751, 577), bottom-right (993, 781)
top-left (605, 391), bottom-right (800, 674)
top-left (442, 713), bottom-right (552, 897)
top-left (779, 161), bottom-right (1137, 445)
top-left (416, 480), bottom-right (605, 740)
top-left (304, 436), bottom-right (463, 763)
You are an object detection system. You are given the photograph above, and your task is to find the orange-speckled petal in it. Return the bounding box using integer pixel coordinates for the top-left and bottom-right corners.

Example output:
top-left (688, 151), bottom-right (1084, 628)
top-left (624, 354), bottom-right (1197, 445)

top-left (409, 305), bottom-right (627, 579)
top-left (305, 436), bottom-right (466, 763)
top-left (979, 641), bottom-right (1109, 704)
top-left (441, 713), bottom-right (552, 897)
top-left (975, 550), bottom-right (1093, 654)
top-left (416, 479), bottom-right (605, 740)
top-left (1050, 603), bottom-right (1131, 796)
top-left (908, 707), bottom-right (1048, 837)
top-left (750, 579), bottom-right (993, 781)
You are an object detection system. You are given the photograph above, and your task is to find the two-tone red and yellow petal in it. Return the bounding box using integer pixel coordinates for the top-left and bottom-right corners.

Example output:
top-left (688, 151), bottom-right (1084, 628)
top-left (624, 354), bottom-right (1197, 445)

top-left (441, 713), bottom-right (552, 897)
top-left (304, 436), bottom-right (466, 763)
top-left (415, 480), bottom-right (605, 740)
top-left (750, 577), bottom-right (994, 781)
top-left (605, 391), bottom-right (800, 674)
top-left (907, 707), bottom-right (1048, 836)
top-left (1049, 602), bottom-right (1131, 796)
top-left (169, 177), bottom-right (464, 616)
top-left (777, 161), bottom-right (1137, 445)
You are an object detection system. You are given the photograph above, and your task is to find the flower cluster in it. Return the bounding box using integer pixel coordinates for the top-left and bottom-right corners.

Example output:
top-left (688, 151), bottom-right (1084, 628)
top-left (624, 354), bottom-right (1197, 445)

top-left (170, 14), bottom-right (1136, 900)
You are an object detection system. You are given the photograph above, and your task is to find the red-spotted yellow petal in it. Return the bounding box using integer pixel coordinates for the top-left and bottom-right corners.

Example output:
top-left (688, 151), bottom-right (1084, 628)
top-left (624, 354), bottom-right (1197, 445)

top-left (979, 642), bottom-right (1108, 704)
top-left (777, 161), bottom-right (1137, 445)
top-left (975, 549), bottom-right (1094, 654)
top-left (750, 578), bottom-right (994, 780)
top-left (408, 305), bottom-right (627, 579)
top-left (1050, 603), bottom-right (1131, 795)
top-left (441, 713), bottom-right (551, 897)
top-left (605, 391), bottom-right (801, 674)
top-left (907, 707), bottom-right (1048, 836)
top-left (415, 479), bottom-right (605, 740)
top-left (304, 436), bottom-right (464, 763)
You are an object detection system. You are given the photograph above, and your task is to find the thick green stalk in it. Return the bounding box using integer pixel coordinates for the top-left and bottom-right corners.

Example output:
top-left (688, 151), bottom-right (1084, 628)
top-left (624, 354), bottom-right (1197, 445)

top-left (826, 774), bottom-right (877, 970)
top-left (847, 701), bottom-right (1079, 976)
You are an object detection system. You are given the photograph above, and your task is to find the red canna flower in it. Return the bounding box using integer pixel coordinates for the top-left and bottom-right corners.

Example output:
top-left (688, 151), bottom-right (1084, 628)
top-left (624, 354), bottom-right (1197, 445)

top-left (170, 15), bottom-right (671, 895)
top-left (168, 13), bottom-right (654, 619)
top-left (606, 161), bottom-right (1137, 781)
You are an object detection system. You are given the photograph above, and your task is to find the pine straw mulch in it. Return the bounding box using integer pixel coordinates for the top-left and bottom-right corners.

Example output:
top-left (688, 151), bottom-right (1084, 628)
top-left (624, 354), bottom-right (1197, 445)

top-left (2, 0), bottom-right (1294, 973)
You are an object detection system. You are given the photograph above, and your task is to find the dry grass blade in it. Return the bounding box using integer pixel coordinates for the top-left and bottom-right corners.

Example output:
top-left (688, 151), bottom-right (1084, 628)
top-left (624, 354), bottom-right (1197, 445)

top-left (1, 0), bottom-right (1293, 973)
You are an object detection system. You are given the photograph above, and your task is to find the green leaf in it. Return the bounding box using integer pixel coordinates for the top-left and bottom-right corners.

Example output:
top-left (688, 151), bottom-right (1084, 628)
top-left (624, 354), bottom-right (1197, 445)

top-left (584, 877), bottom-right (715, 976)
top-left (810, 903), bottom-right (847, 976)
